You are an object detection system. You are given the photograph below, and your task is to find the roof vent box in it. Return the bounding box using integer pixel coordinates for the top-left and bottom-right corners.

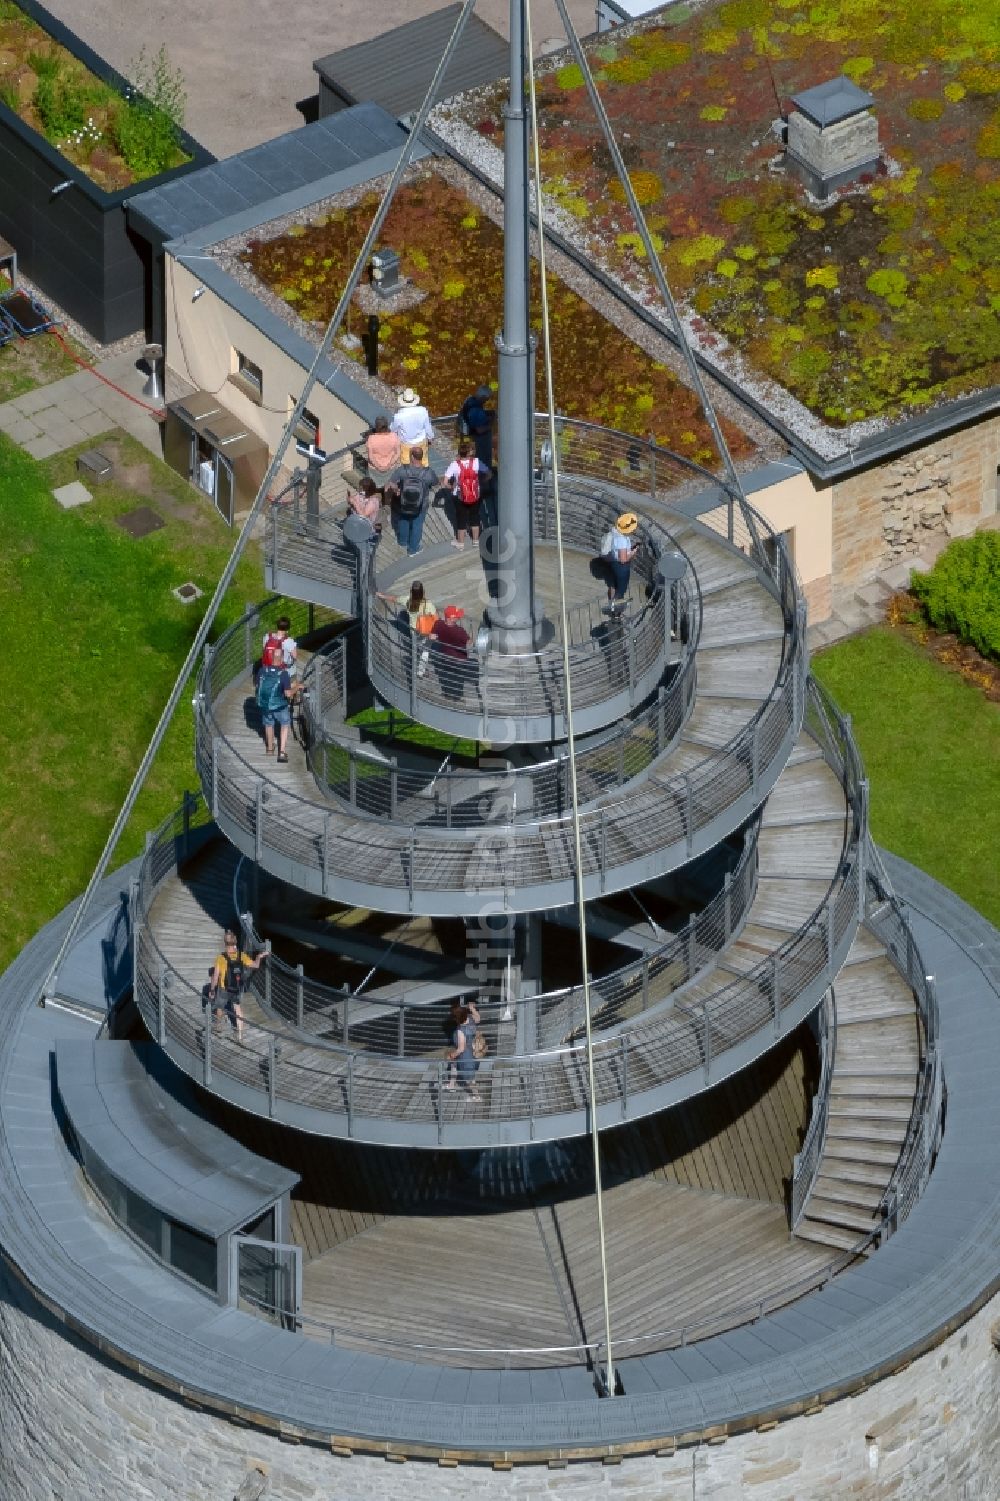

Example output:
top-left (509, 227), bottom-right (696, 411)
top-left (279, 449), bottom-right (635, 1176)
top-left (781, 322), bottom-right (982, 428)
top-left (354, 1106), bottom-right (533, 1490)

top-left (786, 76), bottom-right (879, 199)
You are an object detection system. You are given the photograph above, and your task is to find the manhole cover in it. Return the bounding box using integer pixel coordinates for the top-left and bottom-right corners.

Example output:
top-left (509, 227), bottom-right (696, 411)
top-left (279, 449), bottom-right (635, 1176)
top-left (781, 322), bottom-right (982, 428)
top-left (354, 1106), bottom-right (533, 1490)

top-left (172, 581), bottom-right (204, 604)
top-left (116, 506), bottom-right (165, 538)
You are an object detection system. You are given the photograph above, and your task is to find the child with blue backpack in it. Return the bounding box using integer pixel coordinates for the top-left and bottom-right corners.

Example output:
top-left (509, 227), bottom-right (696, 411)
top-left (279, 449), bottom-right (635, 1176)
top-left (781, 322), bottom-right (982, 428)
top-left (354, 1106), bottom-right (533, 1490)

top-left (256, 643), bottom-right (293, 762)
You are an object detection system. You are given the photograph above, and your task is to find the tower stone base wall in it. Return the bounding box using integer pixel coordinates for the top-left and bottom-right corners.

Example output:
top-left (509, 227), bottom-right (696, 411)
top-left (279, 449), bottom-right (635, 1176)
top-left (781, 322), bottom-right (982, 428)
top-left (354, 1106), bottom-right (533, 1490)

top-left (2, 1256), bottom-right (1000, 1499)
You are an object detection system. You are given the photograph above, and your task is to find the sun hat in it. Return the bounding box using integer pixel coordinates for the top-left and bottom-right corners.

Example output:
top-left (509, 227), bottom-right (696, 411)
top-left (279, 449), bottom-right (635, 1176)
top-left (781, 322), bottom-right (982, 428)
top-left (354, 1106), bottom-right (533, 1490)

top-left (443, 605), bottom-right (465, 620)
top-left (616, 511), bottom-right (639, 535)
top-left (399, 387), bottom-right (420, 407)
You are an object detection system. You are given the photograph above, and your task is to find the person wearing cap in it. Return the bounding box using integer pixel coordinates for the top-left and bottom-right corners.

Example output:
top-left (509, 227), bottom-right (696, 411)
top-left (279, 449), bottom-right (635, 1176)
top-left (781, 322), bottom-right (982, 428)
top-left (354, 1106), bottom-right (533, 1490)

top-left (429, 605), bottom-right (474, 700)
top-left (458, 384), bottom-right (494, 471)
top-left (391, 388), bottom-right (434, 465)
top-left (604, 511), bottom-right (639, 607)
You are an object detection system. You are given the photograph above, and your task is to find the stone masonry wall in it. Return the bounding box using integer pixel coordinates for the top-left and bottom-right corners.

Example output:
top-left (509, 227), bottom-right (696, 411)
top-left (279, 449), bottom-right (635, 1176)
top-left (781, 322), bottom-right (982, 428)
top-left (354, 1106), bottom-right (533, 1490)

top-left (829, 413), bottom-right (1000, 609)
top-left (3, 1258), bottom-right (1000, 1500)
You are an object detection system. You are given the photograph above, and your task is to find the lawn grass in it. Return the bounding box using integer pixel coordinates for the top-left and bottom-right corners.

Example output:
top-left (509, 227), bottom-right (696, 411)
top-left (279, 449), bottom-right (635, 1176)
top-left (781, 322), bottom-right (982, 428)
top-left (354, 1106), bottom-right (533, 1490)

top-left (812, 627), bottom-right (1000, 928)
top-left (0, 430), bottom-right (264, 972)
top-left (0, 327), bottom-right (87, 403)
top-left (349, 706), bottom-right (480, 760)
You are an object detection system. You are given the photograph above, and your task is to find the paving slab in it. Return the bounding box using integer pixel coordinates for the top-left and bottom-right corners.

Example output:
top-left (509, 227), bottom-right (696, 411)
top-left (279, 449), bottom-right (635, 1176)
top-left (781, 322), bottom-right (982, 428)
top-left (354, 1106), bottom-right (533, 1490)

top-left (14, 385), bottom-right (63, 416)
top-left (75, 410), bottom-right (117, 440)
top-left (0, 413), bottom-right (42, 443)
top-left (52, 481), bottom-right (93, 509)
top-left (23, 435), bottom-right (60, 460)
top-left (57, 390), bottom-right (102, 422)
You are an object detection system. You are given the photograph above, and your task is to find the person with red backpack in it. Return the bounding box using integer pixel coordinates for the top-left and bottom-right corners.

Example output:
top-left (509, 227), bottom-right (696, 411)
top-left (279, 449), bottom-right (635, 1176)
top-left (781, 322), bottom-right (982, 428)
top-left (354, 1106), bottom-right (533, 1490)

top-left (256, 642), bottom-right (293, 762)
top-left (444, 440), bottom-right (491, 550)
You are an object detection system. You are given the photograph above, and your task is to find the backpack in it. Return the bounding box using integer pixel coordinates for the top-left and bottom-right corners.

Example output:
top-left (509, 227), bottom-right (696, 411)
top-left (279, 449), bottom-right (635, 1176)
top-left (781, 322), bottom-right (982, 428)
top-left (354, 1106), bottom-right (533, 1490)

top-left (399, 476), bottom-right (424, 516)
top-left (223, 955), bottom-right (246, 996)
top-left (256, 665), bottom-right (286, 715)
top-left (456, 457), bottom-right (480, 506)
top-left (600, 527), bottom-right (616, 557)
top-left (263, 632), bottom-right (287, 666)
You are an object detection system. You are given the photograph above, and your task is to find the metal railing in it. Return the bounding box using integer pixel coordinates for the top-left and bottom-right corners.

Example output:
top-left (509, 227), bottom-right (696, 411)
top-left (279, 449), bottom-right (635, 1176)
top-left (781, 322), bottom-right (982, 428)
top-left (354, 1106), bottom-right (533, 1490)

top-left (237, 1223), bottom-right (875, 1369)
top-left (302, 618), bottom-right (696, 829)
top-left (194, 556), bottom-right (801, 910)
top-left (790, 989), bottom-right (835, 1229)
top-left (364, 478), bottom-right (675, 734)
top-left (231, 822), bottom-right (760, 1060)
top-left (865, 850), bottom-right (944, 1238)
top-left (135, 678), bottom-right (861, 1140)
top-left (787, 839), bottom-right (944, 1246)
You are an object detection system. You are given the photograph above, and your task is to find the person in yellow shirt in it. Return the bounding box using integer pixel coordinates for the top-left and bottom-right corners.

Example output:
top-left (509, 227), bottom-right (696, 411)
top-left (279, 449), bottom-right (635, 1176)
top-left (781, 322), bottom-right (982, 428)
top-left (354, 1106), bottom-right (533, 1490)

top-left (208, 930), bottom-right (268, 1044)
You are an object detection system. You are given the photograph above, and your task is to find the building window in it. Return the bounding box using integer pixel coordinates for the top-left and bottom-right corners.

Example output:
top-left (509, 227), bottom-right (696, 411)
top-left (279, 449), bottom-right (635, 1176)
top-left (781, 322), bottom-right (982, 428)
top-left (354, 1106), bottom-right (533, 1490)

top-left (292, 403), bottom-right (321, 448)
top-left (231, 350), bottom-right (263, 403)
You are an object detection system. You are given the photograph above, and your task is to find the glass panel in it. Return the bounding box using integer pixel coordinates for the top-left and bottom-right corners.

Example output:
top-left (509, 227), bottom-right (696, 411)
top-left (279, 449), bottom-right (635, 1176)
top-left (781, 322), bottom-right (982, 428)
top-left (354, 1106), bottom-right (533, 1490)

top-left (126, 1188), bottom-right (162, 1254)
top-left (215, 456), bottom-right (234, 527)
top-left (168, 1220), bottom-right (217, 1292)
top-left (237, 1240), bottom-right (297, 1326)
top-left (85, 1152), bottom-right (126, 1221)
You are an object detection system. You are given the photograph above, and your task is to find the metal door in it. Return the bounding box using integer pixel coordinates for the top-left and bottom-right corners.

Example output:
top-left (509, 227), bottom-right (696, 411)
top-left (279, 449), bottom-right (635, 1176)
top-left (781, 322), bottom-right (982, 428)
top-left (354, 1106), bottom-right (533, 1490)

top-left (230, 1235), bottom-right (302, 1330)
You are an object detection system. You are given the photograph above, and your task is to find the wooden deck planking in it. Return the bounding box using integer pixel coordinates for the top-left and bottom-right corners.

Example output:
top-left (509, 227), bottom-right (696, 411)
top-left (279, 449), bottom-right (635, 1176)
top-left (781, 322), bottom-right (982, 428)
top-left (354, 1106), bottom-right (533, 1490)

top-left (298, 1171), bottom-right (831, 1366)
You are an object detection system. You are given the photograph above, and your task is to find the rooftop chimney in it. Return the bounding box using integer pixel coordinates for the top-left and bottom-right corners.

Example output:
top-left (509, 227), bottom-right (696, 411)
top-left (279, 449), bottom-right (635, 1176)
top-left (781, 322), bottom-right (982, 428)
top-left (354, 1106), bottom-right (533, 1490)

top-left (785, 76), bottom-right (879, 200)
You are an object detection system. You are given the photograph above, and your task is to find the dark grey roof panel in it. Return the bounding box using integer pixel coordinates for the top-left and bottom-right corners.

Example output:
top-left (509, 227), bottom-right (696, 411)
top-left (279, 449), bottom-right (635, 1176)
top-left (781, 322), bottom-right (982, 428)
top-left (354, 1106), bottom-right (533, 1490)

top-left (55, 1039), bottom-right (298, 1238)
top-left (313, 4), bottom-right (509, 119)
top-left (127, 102), bottom-right (407, 245)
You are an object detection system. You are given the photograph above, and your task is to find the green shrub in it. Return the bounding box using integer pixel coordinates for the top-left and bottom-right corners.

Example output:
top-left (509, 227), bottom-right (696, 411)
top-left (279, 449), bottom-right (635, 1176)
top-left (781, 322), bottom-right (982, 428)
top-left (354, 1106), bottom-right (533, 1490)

top-left (113, 45), bottom-right (186, 178)
top-left (910, 531), bottom-right (1000, 659)
top-left (34, 64), bottom-right (88, 140)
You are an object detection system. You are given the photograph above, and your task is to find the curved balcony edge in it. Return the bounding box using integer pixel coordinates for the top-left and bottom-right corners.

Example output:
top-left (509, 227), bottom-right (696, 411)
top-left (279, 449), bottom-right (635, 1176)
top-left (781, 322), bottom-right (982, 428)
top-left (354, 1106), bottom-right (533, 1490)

top-left (133, 907), bottom-right (857, 1148)
top-left (196, 711), bottom-right (797, 915)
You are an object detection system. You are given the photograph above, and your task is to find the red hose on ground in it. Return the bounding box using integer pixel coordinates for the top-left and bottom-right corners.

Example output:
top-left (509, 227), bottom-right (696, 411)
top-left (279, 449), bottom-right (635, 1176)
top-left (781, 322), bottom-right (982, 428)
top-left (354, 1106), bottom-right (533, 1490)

top-left (47, 325), bottom-right (164, 416)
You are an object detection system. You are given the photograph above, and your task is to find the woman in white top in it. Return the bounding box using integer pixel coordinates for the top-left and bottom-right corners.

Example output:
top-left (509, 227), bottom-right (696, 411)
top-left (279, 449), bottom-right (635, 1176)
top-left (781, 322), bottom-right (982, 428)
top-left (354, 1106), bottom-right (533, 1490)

top-left (444, 440), bottom-right (490, 550)
top-left (391, 387), bottom-right (434, 465)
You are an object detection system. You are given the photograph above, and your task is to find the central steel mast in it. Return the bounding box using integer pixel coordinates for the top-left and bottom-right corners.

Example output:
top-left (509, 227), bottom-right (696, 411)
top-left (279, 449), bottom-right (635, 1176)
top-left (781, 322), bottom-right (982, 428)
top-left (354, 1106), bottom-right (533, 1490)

top-left (488, 0), bottom-right (539, 654)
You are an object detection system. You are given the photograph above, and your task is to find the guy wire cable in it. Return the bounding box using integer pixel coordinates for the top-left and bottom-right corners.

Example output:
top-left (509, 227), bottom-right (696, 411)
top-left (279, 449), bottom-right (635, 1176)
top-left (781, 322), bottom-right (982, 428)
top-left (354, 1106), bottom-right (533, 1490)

top-left (40, 0), bottom-right (480, 1001)
top-left (525, 0), bottom-right (617, 1399)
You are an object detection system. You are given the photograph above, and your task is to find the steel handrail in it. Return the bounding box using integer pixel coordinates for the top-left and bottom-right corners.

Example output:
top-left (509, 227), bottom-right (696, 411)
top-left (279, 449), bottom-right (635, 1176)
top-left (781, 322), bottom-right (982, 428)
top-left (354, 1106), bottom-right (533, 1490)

top-left (789, 988), bottom-right (836, 1229)
top-left (300, 610), bottom-right (698, 829)
top-left (864, 857), bottom-right (944, 1237)
top-left (236, 1222), bottom-right (876, 1367)
top-left (195, 549), bottom-right (803, 903)
top-left (134, 686), bottom-right (861, 1132)
top-left (234, 821), bottom-right (761, 1057)
top-left (363, 478), bottom-right (675, 729)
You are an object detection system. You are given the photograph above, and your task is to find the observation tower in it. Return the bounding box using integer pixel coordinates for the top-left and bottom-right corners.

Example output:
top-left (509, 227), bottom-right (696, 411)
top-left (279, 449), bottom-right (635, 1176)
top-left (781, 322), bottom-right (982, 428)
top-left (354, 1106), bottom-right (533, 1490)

top-left (6, 2), bottom-right (999, 1493)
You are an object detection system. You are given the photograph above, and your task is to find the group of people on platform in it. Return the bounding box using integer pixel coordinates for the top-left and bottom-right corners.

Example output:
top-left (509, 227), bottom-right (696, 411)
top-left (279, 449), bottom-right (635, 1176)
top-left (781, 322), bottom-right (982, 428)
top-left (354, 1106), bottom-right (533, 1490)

top-left (345, 384), bottom-right (495, 560)
top-left (203, 922), bottom-right (486, 1102)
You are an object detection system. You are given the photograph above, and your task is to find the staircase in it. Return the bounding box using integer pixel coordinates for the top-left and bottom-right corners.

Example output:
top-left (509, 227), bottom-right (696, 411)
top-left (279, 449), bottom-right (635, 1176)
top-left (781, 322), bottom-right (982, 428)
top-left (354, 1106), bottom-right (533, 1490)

top-left (793, 944), bottom-right (921, 1253)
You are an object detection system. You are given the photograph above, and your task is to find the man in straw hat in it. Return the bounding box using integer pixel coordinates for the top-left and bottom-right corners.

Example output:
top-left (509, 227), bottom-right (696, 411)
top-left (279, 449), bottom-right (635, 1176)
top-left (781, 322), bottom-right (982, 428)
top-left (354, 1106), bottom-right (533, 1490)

top-left (391, 387), bottom-right (434, 465)
top-left (602, 511), bottom-right (639, 609)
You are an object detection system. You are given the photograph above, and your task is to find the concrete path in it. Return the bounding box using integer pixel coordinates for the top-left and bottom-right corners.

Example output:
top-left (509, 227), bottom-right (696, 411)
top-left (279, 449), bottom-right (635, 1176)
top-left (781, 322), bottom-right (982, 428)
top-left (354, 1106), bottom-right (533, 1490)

top-left (45, 0), bottom-right (598, 161)
top-left (0, 349), bottom-right (164, 462)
